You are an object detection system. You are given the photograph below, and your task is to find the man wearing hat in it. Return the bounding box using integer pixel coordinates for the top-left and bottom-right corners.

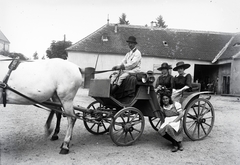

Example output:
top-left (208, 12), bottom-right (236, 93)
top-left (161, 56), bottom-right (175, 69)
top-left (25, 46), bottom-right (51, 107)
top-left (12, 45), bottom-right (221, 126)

top-left (111, 36), bottom-right (142, 94)
top-left (172, 61), bottom-right (192, 102)
top-left (155, 62), bottom-right (173, 93)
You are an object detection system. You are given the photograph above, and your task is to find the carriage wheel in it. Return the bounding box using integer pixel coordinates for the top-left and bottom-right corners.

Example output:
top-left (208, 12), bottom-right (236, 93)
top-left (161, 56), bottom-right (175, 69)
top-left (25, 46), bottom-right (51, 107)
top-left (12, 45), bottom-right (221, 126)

top-left (109, 107), bottom-right (145, 146)
top-left (148, 117), bottom-right (162, 131)
top-left (183, 98), bottom-right (215, 141)
top-left (83, 101), bottom-right (110, 135)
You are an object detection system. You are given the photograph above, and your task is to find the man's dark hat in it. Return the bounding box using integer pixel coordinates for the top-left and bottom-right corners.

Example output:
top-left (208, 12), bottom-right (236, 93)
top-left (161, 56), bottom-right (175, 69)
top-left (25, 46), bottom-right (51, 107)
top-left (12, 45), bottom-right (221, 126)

top-left (157, 62), bottom-right (172, 71)
top-left (126, 36), bottom-right (137, 44)
top-left (173, 61), bottom-right (190, 71)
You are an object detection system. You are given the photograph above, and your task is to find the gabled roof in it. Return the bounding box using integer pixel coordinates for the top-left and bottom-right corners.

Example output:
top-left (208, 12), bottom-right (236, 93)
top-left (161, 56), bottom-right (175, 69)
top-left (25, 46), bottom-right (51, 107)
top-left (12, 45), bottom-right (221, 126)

top-left (67, 24), bottom-right (236, 62)
top-left (0, 30), bottom-right (10, 43)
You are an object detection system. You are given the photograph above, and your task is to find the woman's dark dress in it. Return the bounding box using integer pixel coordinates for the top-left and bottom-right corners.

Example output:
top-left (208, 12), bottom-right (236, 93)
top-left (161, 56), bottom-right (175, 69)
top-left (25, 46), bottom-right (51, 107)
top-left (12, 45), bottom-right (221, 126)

top-left (173, 73), bottom-right (192, 90)
top-left (155, 74), bottom-right (173, 91)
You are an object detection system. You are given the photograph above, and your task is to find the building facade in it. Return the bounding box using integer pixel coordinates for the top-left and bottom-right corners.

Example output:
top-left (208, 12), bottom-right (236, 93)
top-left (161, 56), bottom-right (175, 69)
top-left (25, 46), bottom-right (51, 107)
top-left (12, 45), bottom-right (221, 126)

top-left (67, 24), bottom-right (240, 95)
top-left (0, 30), bottom-right (10, 52)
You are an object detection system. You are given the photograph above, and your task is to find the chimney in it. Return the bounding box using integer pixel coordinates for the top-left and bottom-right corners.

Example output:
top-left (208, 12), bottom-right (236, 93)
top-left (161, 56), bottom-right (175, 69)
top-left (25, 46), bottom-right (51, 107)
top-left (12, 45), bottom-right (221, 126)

top-left (151, 21), bottom-right (154, 30)
top-left (114, 24), bottom-right (118, 33)
top-left (107, 14), bottom-right (109, 25)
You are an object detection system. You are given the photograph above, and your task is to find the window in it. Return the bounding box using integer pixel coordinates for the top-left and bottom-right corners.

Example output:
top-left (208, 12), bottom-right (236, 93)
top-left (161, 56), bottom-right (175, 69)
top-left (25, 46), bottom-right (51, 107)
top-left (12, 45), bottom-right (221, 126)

top-left (163, 41), bottom-right (168, 46)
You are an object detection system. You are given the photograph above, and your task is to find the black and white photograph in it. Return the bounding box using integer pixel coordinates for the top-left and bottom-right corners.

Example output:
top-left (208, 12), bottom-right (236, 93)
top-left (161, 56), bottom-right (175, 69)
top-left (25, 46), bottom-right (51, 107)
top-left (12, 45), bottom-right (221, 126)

top-left (1, 0), bottom-right (240, 164)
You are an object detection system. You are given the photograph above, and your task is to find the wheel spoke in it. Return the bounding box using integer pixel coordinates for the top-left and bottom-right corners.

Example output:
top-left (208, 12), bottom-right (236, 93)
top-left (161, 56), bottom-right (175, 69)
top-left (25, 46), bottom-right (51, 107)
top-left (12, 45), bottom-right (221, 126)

top-left (132, 127), bottom-right (141, 133)
top-left (131, 119), bottom-right (142, 126)
top-left (155, 120), bottom-right (161, 128)
top-left (202, 109), bottom-right (211, 116)
top-left (187, 112), bottom-right (197, 119)
top-left (114, 121), bottom-right (125, 126)
top-left (200, 102), bottom-right (207, 115)
top-left (149, 117), bottom-right (161, 131)
top-left (116, 130), bottom-right (125, 142)
top-left (120, 115), bottom-right (126, 124)
top-left (202, 122), bottom-right (212, 127)
top-left (124, 132), bottom-right (128, 143)
top-left (192, 106), bottom-right (198, 116)
top-left (204, 116), bottom-right (213, 120)
top-left (200, 123), bottom-right (207, 135)
top-left (113, 128), bottom-right (124, 135)
top-left (101, 121), bottom-right (107, 131)
top-left (127, 111), bottom-right (131, 122)
top-left (151, 117), bottom-right (157, 121)
top-left (198, 122), bottom-right (200, 138)
top-left (90, 123), bottom-right (96, 130)
top-left (129, 113), bottom-right (139, 122)
top-left (197, 101), bottom-right (200, 115)
top-left (192, 123), bottom-right (198, 137)
top-left (97, 124), bottom-right (100, 133)
top-left (188, 121), bottom-right (196, 131)
top-left (129, 131), bottom-right (134, 140)
top-left (92, 104), bottom-right (96, 110)
top-left (185, 120), bottom-right (195, 123)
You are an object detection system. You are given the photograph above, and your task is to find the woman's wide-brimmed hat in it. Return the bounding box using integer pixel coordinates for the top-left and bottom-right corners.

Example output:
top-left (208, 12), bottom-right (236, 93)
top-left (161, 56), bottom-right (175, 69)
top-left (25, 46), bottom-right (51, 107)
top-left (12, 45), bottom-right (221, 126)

top-left (157, 62), bottom-right (172, 71)
top-left (173, 61), bottom-right (190, 71)
top-left (126, 36), bottom-right (137, 44)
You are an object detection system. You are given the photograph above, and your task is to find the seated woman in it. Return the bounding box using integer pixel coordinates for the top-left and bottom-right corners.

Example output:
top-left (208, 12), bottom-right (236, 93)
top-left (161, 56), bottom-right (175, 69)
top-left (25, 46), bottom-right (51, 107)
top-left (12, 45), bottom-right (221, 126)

top-left (155, 62), bottom-right (173, 94)
top-left (172, 61), bottom-right (192, 102)
top-left (158, 91), bottom-right (184, 152)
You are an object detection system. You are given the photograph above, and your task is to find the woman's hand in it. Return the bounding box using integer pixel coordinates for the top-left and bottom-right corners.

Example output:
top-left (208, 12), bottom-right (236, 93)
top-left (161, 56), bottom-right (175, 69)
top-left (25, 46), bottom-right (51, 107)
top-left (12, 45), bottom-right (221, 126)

top-left (155, 85), bottom-right (162, 92)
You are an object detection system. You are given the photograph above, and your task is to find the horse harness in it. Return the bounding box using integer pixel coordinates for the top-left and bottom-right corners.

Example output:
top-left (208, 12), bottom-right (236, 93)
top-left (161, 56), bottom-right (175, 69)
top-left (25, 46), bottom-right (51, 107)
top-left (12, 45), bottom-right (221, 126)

top-left (0, 57), bottom-right (21, 107)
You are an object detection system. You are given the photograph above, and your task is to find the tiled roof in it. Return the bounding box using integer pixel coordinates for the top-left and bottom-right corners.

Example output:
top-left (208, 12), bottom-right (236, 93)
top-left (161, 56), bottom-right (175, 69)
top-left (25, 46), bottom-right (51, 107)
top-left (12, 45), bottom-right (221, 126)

top-left (67, 24), bottom-right (236, 62)
top-left (218, 34), bottom-right (240, 60)
top-left (0, 30), bottom-right (10, 43)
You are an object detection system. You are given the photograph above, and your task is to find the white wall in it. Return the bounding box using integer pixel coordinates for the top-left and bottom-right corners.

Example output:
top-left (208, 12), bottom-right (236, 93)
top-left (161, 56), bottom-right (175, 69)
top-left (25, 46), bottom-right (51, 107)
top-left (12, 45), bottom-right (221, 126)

top-left (68, 51), bottom-right (125, 78)
top-left (67, 51), bottom-right (210, 80)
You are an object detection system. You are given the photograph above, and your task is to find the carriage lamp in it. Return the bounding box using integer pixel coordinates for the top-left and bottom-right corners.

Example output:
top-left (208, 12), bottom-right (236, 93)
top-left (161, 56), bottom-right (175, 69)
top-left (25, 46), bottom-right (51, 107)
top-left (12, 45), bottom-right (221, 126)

top-left (146, 70), bottom-right (155, 83)
top-left (141, 74), bottom-right (148, 83)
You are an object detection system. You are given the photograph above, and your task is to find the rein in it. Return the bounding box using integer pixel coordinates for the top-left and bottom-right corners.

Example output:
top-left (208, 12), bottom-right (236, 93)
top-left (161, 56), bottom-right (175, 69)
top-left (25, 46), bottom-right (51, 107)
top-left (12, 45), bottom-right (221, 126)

top-left (94, 69), bottom-right (117, 74)
top-left (0, 57), bottom-right (21, 107)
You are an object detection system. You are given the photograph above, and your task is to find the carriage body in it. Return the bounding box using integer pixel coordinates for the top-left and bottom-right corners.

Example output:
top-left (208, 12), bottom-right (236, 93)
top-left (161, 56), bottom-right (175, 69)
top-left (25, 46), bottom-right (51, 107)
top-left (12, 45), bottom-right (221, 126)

top-left (88, 78), bottom-right (161, 118)
top-left (84, 73), bottom-right (215, 145)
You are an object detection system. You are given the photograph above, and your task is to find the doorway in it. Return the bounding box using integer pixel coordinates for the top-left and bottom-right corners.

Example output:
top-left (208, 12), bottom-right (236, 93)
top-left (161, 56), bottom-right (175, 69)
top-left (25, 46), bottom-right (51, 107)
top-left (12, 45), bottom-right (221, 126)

top-left (222, 75), bottom-right (230, 94)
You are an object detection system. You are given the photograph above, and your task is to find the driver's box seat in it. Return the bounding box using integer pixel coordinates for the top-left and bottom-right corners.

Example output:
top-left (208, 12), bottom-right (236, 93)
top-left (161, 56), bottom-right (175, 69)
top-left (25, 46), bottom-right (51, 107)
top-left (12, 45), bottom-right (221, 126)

top-left (113, 74), bottom-right (138, 100)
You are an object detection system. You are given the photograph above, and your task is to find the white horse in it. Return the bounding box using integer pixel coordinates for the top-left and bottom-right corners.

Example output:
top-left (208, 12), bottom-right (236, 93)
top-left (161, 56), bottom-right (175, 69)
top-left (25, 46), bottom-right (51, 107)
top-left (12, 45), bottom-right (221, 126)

top-left (0, 55), bottom-right (83, 154)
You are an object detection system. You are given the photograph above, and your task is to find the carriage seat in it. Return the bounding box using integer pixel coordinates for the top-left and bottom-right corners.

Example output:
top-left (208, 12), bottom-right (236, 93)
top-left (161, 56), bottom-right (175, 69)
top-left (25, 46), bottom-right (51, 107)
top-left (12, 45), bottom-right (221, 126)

top-left (113, 74), bottom-right (138, 100)
top-left (182, 83), bottom-right (201, 100)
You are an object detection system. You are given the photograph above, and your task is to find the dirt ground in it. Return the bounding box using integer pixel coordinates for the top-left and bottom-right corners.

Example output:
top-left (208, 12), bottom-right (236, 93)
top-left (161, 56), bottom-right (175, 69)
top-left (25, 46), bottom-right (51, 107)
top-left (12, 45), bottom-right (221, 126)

top-left (0, 88), bottom-right (240, 165)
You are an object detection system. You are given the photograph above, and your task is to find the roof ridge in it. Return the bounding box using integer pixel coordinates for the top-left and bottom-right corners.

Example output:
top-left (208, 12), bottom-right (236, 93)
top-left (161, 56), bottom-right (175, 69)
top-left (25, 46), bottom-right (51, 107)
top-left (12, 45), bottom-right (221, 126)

top-left (108, 23), bottom-right (236, 35)
top-left (67, 24), bottom-right (107, 50)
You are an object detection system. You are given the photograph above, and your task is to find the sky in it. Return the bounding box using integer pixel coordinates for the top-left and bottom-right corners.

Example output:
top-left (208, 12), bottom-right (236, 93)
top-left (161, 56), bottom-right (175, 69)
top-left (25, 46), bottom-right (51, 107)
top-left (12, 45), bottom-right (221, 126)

top-left (1, 0), bottom-right (240, 58)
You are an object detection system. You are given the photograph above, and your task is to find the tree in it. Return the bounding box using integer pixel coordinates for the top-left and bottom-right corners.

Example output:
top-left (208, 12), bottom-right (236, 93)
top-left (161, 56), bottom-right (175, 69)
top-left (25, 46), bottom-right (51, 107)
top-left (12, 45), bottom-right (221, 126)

top-left (46, 40), bottom-right (72, 59)
top-left (119, 13), bottom-right (130, 25)
top-left (33, 52), bottom-right (38, 60)
top-left (156, 15), bottom-right (168, 28)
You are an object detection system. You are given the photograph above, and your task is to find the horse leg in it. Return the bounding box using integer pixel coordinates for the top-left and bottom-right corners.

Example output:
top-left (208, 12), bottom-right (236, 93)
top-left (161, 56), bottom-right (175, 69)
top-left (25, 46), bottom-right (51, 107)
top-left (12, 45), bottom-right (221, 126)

top-left (51, 111), bottom-right (62, 141)
top-left (50, 94), bottom-right (63, 141)
top-left (59, 102), bottom-right (76, 154)
top-left (60, 116), bottom-right (76, 154)
top-left (45, 110), bottom-right (55, 136)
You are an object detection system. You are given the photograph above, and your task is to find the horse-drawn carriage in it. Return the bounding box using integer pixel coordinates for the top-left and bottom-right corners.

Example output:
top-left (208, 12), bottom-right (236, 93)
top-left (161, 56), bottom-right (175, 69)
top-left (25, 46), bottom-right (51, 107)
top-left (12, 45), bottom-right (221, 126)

top-left (0, 56), bottom-right (215, 154)
top-left (81, 71), bottom-right (215, 145)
